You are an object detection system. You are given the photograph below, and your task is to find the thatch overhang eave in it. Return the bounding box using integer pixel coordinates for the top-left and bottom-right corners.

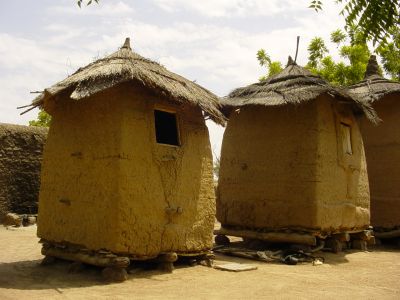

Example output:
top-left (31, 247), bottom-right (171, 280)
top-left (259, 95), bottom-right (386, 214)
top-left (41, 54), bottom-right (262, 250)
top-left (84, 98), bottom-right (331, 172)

top-left (348, 78), bottom-right (400, 104)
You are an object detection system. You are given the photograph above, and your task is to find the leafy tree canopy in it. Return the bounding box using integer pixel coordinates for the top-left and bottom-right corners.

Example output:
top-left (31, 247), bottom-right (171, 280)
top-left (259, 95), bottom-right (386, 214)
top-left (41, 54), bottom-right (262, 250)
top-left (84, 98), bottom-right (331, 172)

top-left (310, 0), bottom-right (400, 45)
top-left (29, 110), bottom-right (51, 127)
top-left (256, 49), bottom-right (283, 81)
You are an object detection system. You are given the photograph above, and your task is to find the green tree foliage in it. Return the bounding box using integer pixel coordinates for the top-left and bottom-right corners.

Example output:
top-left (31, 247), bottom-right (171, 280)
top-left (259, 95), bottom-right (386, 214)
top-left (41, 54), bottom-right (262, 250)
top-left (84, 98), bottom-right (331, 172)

top-left (213, 153), bottom-right (220, 179)
top-left (376, 27), bottom-right (400, 81)
top-left (307, 28), bottom-right (371, 86)
top-left (29, 110), bottom-right (51, 127)
top-left (307, 37), bottom-right (328, 68)
top-left (310, 0), bottom-right (400, 45)
top-left (256, 49), bottom-right (283, 81)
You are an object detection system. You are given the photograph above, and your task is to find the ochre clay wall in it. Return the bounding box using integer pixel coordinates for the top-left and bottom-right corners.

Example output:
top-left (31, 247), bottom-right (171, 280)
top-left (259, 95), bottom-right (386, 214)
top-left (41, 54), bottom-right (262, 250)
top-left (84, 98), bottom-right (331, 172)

top-left (217, 95), bottom-right (369, 233)
top-left (0, 123), bottom-right (47, 221)
top-left (37, 83), bottom-right (215, 256)
top-left (359, 93), bottom-right (400, 229)
top-left (314, 96), bottom-right (369, 230)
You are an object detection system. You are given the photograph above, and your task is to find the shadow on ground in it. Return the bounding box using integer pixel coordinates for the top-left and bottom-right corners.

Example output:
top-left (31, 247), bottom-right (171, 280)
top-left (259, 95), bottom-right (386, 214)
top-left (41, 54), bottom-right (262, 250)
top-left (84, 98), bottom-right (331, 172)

top-left (0, 258), bottom-right (200, 290)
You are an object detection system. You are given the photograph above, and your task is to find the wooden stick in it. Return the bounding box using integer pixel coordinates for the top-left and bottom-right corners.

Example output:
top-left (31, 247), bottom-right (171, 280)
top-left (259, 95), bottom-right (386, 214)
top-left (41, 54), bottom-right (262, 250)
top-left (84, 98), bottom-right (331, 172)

top-left (156, 252), bottom-right (178, 263)
top-left (42, 247), bottom-right (130, 268)
top-left (333, 232), bottom-right (351, 242)
top-left (294, 36), bottom-right (300, 63)
top-left (351, 230), bottom-right (373, 241)
top-left (20, 105), bottom-right (40, 115)
top-left (215, 228), bottom-right (317, 246)
top-left (374, 229), bottom-right (400, 239)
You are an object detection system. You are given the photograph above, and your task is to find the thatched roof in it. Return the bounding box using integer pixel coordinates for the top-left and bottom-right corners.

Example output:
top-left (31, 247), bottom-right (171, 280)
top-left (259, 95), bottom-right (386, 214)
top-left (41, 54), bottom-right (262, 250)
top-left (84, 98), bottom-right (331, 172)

top-left (20, 38), bottom-right (225, 125)
top-left (221, 57), bottom-right (377, 123)
top-left (348, 55), bottom-right (400, 104)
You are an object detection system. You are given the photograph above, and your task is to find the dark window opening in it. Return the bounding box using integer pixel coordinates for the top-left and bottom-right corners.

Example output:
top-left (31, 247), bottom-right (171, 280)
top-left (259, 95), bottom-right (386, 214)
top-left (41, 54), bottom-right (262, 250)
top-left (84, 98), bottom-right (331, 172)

top-left (154, 110), bottom-right (180, 146)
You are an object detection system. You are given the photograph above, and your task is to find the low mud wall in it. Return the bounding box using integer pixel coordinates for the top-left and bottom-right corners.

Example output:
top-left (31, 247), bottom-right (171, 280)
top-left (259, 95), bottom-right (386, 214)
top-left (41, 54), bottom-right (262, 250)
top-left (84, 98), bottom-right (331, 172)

top-left (0, 123), bottom-right (47, 221)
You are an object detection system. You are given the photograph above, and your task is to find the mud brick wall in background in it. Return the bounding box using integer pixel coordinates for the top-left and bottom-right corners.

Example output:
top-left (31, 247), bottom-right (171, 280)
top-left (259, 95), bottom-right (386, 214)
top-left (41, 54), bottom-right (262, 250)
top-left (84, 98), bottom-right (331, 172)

top-left (0, 123), bottom-right (48, 221)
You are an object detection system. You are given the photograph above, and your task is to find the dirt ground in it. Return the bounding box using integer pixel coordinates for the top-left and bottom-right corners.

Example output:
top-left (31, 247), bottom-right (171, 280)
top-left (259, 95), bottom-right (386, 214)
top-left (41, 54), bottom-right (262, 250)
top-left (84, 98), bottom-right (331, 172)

top-left (1, 226), bottom-right (400, 300)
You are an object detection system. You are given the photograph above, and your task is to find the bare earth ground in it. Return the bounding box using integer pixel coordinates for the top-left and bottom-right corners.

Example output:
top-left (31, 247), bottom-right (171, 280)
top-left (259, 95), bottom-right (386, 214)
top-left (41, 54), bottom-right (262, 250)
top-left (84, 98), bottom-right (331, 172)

top-left (0, 226), bottom-right (400, 300)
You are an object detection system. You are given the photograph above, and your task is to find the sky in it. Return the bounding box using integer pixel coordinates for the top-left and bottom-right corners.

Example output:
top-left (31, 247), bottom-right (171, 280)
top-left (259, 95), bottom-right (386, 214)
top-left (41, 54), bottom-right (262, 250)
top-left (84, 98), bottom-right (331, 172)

top-left (0, 0), bottom-right (346, 156)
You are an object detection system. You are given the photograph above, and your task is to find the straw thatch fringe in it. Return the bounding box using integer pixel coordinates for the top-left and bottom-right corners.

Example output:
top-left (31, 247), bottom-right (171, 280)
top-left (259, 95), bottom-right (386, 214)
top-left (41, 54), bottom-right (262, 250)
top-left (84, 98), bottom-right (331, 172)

top-left (21, 38), bottom-right (226, 125)
top-left (221, 57), bottom-right (379, 124)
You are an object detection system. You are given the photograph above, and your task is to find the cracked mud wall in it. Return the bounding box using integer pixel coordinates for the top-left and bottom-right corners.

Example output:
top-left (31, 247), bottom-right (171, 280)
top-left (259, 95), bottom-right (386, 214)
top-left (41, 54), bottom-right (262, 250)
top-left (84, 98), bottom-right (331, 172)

top-left (359, 93), bottom-right (400, 229)
top-left (217, 95), bottom-right (369, 232)
top-left (37, 88), bottom-right (124, 251)
top-left (115, 84), bottom-right (215, 257)
top-left (37, 83), bottom-right (215, 256)
top-left (0, 123), bottom-right (47, 221)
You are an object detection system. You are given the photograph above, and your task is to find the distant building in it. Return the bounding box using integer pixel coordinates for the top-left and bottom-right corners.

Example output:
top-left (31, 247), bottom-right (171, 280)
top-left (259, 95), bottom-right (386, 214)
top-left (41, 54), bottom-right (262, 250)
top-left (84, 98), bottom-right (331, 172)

top-left (349, 55), bottom-right (400, 237)
top-left (0, 123), bottom-right (47, 221)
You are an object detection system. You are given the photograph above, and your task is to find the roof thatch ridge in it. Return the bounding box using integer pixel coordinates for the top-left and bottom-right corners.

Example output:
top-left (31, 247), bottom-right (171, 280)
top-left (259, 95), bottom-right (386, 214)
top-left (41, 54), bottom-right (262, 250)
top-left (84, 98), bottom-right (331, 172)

top-left (222, 60), bottom-right (378, 123)
top-left (348, 54), bottom-right (400, 104)
top-left (21, 37), bottom-right (225, 125)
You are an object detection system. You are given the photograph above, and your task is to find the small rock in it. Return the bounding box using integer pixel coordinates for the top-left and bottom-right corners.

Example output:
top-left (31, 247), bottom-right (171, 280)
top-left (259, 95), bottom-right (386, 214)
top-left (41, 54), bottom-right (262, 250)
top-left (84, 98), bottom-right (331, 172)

top-left (102, 267), bottom-right (128, 282)
top-left (3, 213), bottom-right (22, 227)
top-left (22, 215), bottom-right (37, 226)
top-left (313, 259), bottom-right (324, 266)
top-left (68, 261), bottom-right (85, 273)
top-left (214, 263), bottom-right (257, 272)
top-left (41, 256), bottom-right (57, 266)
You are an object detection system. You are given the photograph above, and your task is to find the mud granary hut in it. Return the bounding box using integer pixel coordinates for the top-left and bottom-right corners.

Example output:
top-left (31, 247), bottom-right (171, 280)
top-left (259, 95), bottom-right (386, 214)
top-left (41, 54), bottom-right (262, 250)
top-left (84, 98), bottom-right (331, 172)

top-left (216, 57), bottom-right (377, 249)
top-left (0, 123), bottom-right (47, 222)
top-left (349, 55), bottom-right (400, 239)
top-left (23, 38), bottom-right (225, 277)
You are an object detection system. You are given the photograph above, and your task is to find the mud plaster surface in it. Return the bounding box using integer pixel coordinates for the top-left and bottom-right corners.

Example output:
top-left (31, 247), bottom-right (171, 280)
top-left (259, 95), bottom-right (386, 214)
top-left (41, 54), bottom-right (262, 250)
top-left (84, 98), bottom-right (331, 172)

top-left (37, 83), bottom-right (215, 257)
top-left (1, 226), bottom-right (400, 300)
top-left (0, 123), bottom-right (47, 221)
top-left (217, 96), bottom-right (370, 232)
top-left (359, 94), bottom-right (400, 228)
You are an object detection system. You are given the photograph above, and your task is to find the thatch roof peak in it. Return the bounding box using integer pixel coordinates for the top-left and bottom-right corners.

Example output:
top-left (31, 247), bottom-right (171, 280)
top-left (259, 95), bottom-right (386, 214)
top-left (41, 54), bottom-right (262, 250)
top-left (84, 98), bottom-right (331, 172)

top-left (286, 56), bottom-right (295, 67)
top-left (121, 37), bottom-right (131, 50)
top-left (21, 38), bottom-right (225, 125)
top-left (221, 62), bottom-right (377, 123)
top-left (364, 55), bottom-right (380, 79)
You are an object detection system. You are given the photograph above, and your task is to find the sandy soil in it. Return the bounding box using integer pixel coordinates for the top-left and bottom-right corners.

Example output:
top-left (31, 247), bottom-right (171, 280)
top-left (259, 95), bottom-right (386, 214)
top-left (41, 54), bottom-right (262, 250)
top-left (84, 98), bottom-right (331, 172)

top-left (0, 226), bottom-right (400, 300)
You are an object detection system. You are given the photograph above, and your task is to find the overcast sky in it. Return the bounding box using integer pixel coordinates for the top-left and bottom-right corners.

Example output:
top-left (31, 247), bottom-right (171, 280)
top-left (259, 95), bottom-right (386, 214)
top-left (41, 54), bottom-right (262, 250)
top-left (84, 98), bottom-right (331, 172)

top-left (0, 0), bottom-right (345, 155)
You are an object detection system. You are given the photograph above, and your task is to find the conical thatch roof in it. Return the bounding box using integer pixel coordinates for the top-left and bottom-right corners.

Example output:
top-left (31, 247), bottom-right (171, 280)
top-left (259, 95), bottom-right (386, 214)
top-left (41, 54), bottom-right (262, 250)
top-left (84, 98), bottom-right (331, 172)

top-left (221, 57), bottom-right (377, 123)
top-left (348, 55), bottom-right (400, 104)
top-left (21, 38), bottom-right (225, 125)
